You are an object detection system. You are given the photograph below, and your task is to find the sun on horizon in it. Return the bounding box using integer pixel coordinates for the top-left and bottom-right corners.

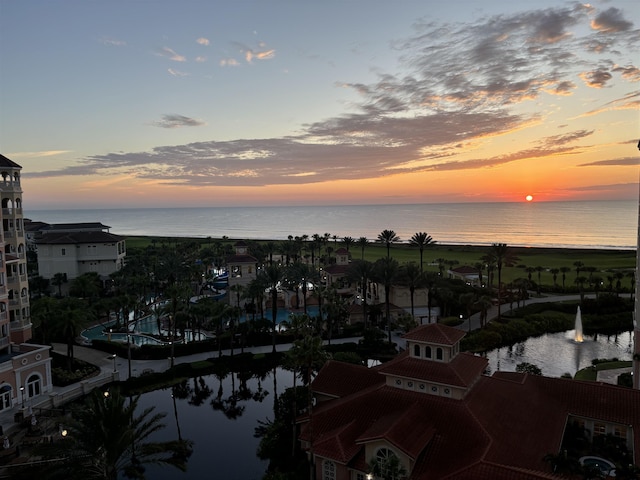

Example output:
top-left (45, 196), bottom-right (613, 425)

top-left (526, 195), bottom-right (534, 202)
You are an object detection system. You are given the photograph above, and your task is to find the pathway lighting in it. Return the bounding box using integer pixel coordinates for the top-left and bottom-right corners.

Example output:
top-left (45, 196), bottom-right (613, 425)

top-left (19, 386), bottom-right (24, 409)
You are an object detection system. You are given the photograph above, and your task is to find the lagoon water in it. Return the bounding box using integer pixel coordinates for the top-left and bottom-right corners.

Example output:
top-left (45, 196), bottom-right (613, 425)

top-left (27, 200), bottom-right (636, 250)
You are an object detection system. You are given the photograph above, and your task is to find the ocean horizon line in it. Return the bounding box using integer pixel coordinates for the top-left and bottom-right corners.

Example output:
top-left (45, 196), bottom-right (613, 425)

top-left (25, 198), bottom-right (636, 212)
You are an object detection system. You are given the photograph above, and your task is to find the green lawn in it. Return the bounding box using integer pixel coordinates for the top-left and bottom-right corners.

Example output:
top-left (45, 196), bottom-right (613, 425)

top-left (124, 235), bottom-right (636, 290)
top-left (574, 360), bottom-right (632, 381)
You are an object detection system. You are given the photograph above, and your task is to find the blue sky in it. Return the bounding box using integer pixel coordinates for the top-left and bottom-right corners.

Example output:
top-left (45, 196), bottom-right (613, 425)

top-left (1, 0), bottom-right (638, 209)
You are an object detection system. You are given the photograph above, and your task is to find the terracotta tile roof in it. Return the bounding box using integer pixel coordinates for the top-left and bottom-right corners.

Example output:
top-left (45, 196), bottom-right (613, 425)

top-left (402, 323), bottom-right (467, 345)
top-left (226, 253), bottom-right (257, 263)
top-left (335, 247), bottom-right (349, 254)
top-left (376, 350), bottom-right (487, 387)
top-left (305, 358), bottom-right (640, 479)
top-left (443, 462), bottom-right (562, 479)
top-left (355, 403), bottom-right (437, 459)
top-left (312, 360), bottom-right (383, 398)
top-left (301, 386), bottom-right (490, 478)
top-left (450, 265), bottom-right (479, 275)
top-left (466, 373), bottom-right (640, 473)
top-left (324, 264), bottom-right (350, 275)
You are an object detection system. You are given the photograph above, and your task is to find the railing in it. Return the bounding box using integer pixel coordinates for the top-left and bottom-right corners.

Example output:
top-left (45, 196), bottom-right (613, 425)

top-left (0, 337), bottom-right (9, 349)
top-left (0, 311), bottom-right (7, 322)
top-left (0, 285), bottom-right (6, 296)
top-left (43, 371), bottom-right (120, 409)
top-left (2, 231), bottom-right (13, 238)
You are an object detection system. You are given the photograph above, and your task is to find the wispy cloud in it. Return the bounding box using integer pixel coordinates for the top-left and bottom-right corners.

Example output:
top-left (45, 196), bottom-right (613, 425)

top-left (220, 58), bottom-right (240, 67)
top-left (100, 37), bottom-right (126, 47)
top-left (232, 41), bottom-right (275, 63)
top-left (33, 4), bottom-right (639, 189)
top-left (578, 157), bottom-right (639, 166)
top-left (196, 37), bottom-right (210, 46)
top-left (168, 68), bottom-right (189, 77)
top-left (156, 46), bottom-right (186, 62)
top-left (8, 150), bottom-right (71, 158)
top-left (150, 114), bottom-right (205, 129)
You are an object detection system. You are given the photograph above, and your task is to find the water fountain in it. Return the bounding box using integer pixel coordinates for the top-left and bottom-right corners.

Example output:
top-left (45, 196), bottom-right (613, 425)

top-left (574, 306), bottom-right (584, 343)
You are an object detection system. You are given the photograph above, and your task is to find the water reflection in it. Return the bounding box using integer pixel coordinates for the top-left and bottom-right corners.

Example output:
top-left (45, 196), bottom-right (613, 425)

top-left (134, 367), bottom-right (293, 480)
top-left (487, 330), bottom-right (633, 378)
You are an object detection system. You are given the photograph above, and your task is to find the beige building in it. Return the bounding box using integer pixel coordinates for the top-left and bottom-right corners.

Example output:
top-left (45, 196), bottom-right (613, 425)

top-left (36, 230), bottom-right (126, 281)
top-left (0, 154), bottom-right (52, 414)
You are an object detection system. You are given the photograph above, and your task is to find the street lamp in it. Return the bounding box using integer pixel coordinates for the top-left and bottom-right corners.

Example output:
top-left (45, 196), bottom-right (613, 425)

top-left (112, 353), bottom-right (117, 373)
top-left (19, 386), bottom-right (24, 409)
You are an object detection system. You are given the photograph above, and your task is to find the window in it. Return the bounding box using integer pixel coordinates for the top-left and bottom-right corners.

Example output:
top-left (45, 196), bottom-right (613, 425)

top-left (0, 385), bottom-right (11, 411)
top-left (593, 422), bottom-right (606, 437)
top-left (323, 460), bottom-right (336, 480)
top-left (356, 474), bottom-right (365, 480)
top-left (613, 426), bottom-right (627, 440)
top-left (26, 374), bottom-right (42, 398)
top-left (374, 448), bottom-right (403, 480)
top-left (413, 344), bottom-right (420, 357)
top-left (425, 346), bottom-right (432, 358)
top-left (436, 348), bottom-right (443, 360)
top-left (61, 248), bottom-right (66, 256)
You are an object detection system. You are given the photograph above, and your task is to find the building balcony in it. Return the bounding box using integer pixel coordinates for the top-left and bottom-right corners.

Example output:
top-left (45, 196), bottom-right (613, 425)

top-left (0, 311), bottom-right (7, 322)
top-left (0, 336), bottom-right (9, 349)
top-left (3, 231), bottom-right (13, 238)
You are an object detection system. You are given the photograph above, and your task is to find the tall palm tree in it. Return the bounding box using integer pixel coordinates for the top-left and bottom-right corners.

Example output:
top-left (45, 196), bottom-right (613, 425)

top-left (52, 272), bottom-right (66, 297)
top-left (373, 257), bottom-right (400, 344)
top-left (409, 232), bottom-right (435, 273)
top-left (347, 260), bottom-right (375, 329)
top-left (560, 266), bottom-right (571, 290)
top-left (377, 230), bottom-right (400, 259)
top-left (357, 237), bottom-right (369, 260)
top-left (342, 236), bottom-right (354, 253)
top-left (52, 297), bottom-right (94, 371)
top-left (261, 264), bottom-right (284, 354)
top-left (35, 388), bottom-right (192, 479)
top-left (399, 262), bottom-right (423, 320)
top-left (485, 243), bottom-right (519, 322)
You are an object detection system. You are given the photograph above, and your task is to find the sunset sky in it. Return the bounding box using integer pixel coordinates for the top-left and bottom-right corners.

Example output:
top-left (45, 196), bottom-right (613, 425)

top-left (1, 0), bottom-right (638, 209)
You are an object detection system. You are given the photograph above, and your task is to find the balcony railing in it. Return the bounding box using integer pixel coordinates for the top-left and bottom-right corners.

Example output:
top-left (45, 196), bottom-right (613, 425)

top-left (0, 337), bottom-right (9, 349)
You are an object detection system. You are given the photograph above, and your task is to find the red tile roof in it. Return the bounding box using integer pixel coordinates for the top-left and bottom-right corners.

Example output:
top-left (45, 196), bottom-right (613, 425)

top-left (312, 360), bottom-right (383, 398)
top-left (403, 323), bottom-right (467, 345)
top-left (305, 360), bottom-right (640, 479)
top-left (376, 350), bottom-right (488, 387)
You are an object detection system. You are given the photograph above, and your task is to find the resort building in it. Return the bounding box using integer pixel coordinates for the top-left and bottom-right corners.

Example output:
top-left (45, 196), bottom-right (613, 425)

top-left (36, 229), bottom-right (126, 282)
top-left (226, 241), bottom-right (258, 308)
top-left (300, 322), bottom-right (640, 479)
top-left (0, 154), bottom-right (52, 415)
top-left (447, 265), bottom-right (481, 286)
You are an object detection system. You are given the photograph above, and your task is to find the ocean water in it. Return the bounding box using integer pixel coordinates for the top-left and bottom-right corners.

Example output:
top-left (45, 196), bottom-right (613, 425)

top-left (25, 200), bottom-right (637, 250)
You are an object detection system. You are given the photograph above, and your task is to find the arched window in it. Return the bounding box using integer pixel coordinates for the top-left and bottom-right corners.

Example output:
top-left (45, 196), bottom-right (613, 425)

top-left (322, 460), bottom-right (336, 480)
top-left (436, 347), bottom-right (443, 360)
top-left (26, 374), bottom-right (42, 398)
top-left (413, 344), bottom-right (420, 357)
top-left (0, 384), bottom-right (12, 411)
top-left (425, 346), bottom-right (432, 358)
top-left (374, 448), bottom-right (403, 480)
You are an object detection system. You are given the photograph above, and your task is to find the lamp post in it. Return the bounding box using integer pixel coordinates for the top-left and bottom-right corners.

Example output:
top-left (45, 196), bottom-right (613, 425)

top-left (19, 386), bottom-right (25, 409)
top-left (112, 353), bottom-right (117, 373)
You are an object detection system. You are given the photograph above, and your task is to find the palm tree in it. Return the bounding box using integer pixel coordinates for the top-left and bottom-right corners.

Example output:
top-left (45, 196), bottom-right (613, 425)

top-left (550, 268), bottom-right (560, 288)
top-left (573, 261), bottom-right (584, 280)
top-left (261, 264), bottom-right (284, 354)
top-left (535, 266), bottom-right (545, 294)
top-left (31, 296), bottom-right (59, 345)
top-left (377, 230), bottom-right (400, 259)
top-left (357, 237), bottom-right (369, 260)
top-left (409, 232), bottom-right (435, 273)
top-left (52, 297), bottom-right (94, 371)
top-left (342, 236), bottom-right (354, 253)
top-left (347, 260), bottom-right (375, 329)
top-left (52, 272), bottom-right (66, 297)
top-left (485, 243), bottom-right (519, 322)
top-left (373, 257), bottom-right (400, 344)
top-left (36, 388), bottom-right (192, 479)
top-left (399, 262), bottom-right (423, 320)
top-left (560, 266), bottom-right (571, 290)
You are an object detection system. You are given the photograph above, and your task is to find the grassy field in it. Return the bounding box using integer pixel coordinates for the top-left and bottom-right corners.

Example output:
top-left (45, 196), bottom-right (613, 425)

top-left (125, 235), bottom-right (636, 289)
